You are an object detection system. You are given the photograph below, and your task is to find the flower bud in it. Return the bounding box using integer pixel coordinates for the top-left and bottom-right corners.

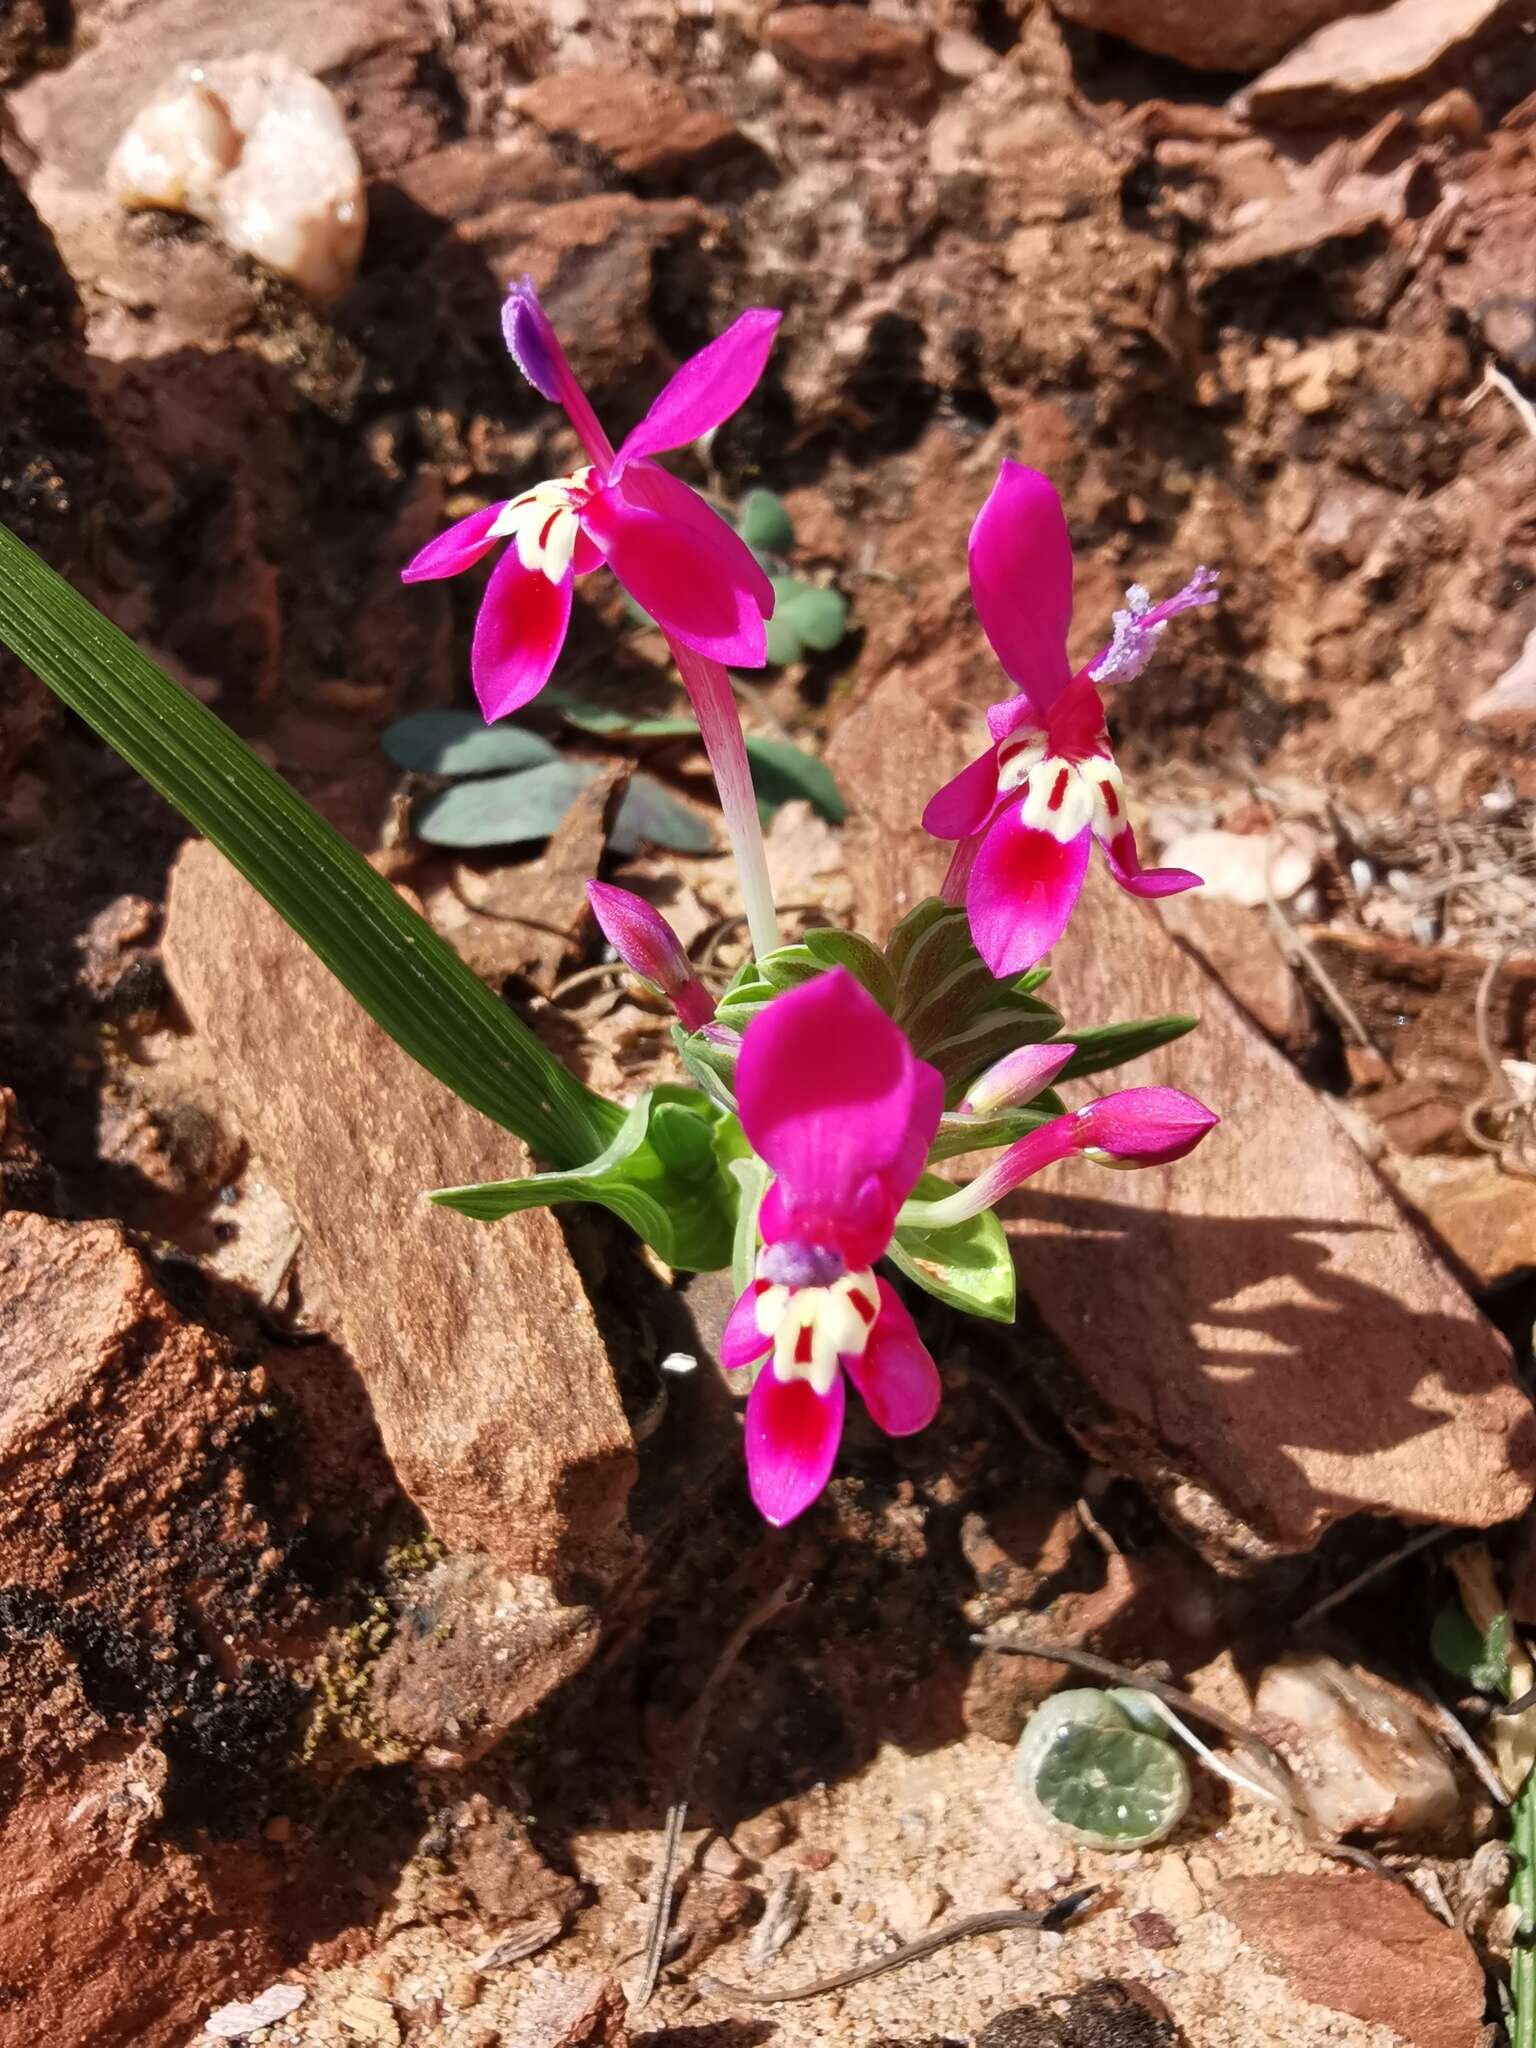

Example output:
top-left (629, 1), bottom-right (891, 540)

top-left (1074, 1086), bottom-right (1218, 1167)
top-left (961, 1041), bottom-right (1077, 1115)
top-left (586, 881), bottom-right (715, 1031)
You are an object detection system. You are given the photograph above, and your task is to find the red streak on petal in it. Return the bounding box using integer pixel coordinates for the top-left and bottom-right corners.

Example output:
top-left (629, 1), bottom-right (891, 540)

top-left (753, 1277), bottom-right (770, 1296)
top-left (848, 1290), bottom-right (876, 1325)
top-left (538, 508), bottom-right (562, 549)
top-left (1046, 766), bottom-right (1070, 813)
top-left (1100, 780), bottom-right (1120, 819)
top-left (795, 1322), bottom-right (815, 1366)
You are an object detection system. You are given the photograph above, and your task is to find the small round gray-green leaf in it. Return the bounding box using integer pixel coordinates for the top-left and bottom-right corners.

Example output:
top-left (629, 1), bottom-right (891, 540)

top-left (611, 774), bottom-right (715, 856)
top-left (764, 608), bottom-right (805, 667)
top-left (745, 737), bottom-right (846, 824)
top-left (1015, 1691), bottom-right (1190, 1849)
top-left (738, 488), bottom-right (795, 554)
top-left (778, 579), bottom-right (848, 652)
top-left (383, 711), bottom-right (558, 777)
top-left (414, 759), bottom-right (599, 847)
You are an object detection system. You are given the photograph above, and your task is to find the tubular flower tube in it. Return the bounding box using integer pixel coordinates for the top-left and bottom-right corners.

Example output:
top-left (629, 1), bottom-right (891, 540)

top-left (401, 277), bottom-right (781, 721)
top-left (586, 882), bottom-right (715, 1032)
top-left (922, 461), bottom-right (1219, 977)
top-left (909, 1085), bottom-right (1219, 1229)
top-left (719, 969), bottom-right (946, 1527)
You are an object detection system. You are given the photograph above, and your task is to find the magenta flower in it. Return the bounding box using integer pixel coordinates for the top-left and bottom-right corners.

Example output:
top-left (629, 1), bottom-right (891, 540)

top-left (917, 1084), bottom-right (1219, 1229)
top-left (923, 462), bottom-right (1219, 977)
top-left (586, 881), bottom-right (715, 1032)
top-left (718, 969), bottom-right (945, 1527)
top-left (402, 278), bottom-right (781, 721)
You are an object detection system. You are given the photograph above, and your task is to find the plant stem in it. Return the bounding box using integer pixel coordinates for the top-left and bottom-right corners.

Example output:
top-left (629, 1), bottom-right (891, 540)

top-left (1515, 1767), bottom-right (1536, 2048)
top-left (666, 635), bottom-right (781, 959)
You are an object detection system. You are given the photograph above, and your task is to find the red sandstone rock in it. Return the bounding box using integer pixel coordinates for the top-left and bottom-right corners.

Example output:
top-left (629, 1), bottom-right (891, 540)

top-left (517, 67), bottom-right (749, 189)
top-left (1048, 0), bottom-right (1386, 72)
top-left (761, 6), bottom-right (935, 96)
top-left (1221, 1872), bottom-right (1486, 2048)
top-left (161, 840), bottom-right (637, 1582)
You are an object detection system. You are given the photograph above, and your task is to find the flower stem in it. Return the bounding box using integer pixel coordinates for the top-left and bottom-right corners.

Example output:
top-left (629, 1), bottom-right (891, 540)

top-left (1515, 1767), bottom-right (1536, 2048)
top-left (667, 635), bottom-right (781, 959)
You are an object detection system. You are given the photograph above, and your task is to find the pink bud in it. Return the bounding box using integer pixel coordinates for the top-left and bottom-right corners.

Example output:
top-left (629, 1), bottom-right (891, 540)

top-left (586, 881), bottom-right (716, 1031)
top-left (1074, 1086), bottom-right (1218, 1166)
top-left (911, 1084), bottom-right (1218, 1228)
top-left (960, 1041), bottom-right (1077, 1115)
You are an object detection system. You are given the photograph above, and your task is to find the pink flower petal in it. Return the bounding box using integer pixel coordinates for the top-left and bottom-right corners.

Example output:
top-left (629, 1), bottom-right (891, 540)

top-left (922, 747), bottom-right (1000, 842)
top-left (721, 1283), bottom-right (773, 1369)
top-left (581, 481), bottom-right (770, 667)
top-left (966, 807), bottom-right (1091, 976)
top-left (883, 1061), bottom-right (946, 1211)
top-left (1076, 1086), bottom-right (1218, 1165)
top-left (736, 969), bottom-right (940, 1231)
top-left (501, 275), bottom-right (615, 472)
top-left (612, 309), bottom-right (782, 474)
top-left (470, 548), bottom-right (572, 720)
top-left (744, 1365), bottom-right (845, 1526)
top-left (969, 462), bottom-right (1075, 716)
top-left (843, 1280), bottom-right (941, 1437)
top-left (617, 461), bottom-right (774, 621)
top-left (400, 503), bottom-right (507, 583)
top-left (1100, 820), bottom-right (1202, 900)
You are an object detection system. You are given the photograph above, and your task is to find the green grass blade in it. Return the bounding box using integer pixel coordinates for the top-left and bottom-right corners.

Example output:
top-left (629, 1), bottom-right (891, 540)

top-left (0, 520), bottom-right (621, 1167)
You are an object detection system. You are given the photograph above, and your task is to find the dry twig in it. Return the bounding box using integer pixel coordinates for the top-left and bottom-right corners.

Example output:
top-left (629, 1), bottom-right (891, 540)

top-left (697, 1892), bottom-right (1097, 2006)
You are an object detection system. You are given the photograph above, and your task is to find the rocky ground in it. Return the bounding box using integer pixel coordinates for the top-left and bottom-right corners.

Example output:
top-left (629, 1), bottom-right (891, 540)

top-left (4, 0), bottom-right (1536, 2044)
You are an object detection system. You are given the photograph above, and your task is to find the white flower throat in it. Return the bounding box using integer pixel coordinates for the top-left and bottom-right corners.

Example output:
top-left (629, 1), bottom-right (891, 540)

top-left (751, 1257), bottom-right (879, 1395)
top-left (995, 730), bottom-right (1128, 848)
top-left (488, 466), bottom-right (596, 583)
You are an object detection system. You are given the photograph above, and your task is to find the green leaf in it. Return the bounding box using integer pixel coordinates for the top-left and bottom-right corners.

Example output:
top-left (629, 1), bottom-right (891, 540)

top-left (779, 579), bottom-right (848, 652)
top-left (429, 1086), bottom-right (737, 1271)
top-left (889, 1170), bottom-right (1015, 1322)
top-left (1016, 1692), bottom-right (1190, 1849)
top-left (415, 760), bottom-right (599, 848)
top-left (737, 488), bottom-right (795, 554)
top-left (0, 519), bottom-right (619, 1169)
top-left (1432, 1601), bottom-right (1512, 1697)
top-left (928, 1096), bottom-right (1061, 1164)
top-left (382, 711), bottom-right (558, 777)
top-left (545, 694), bottom-right (696, 740)
top-left (764, 609), bottom-right (804, 668)
top-left (611, 775), bottom-right (715, 856)
top-left (415, 761), bottom-right (713, 857)
top-left (764, 575), bottom-right (849, 665)
top-left (744, 736), bottom-right (846, 824)
top-left (1056, 1015), bottom-right (1199, 1081)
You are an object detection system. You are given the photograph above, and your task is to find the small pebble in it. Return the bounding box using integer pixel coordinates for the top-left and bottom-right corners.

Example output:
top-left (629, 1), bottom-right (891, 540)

top-left (736, 1807), bottom-right (792, 1859)
top-left (1146, 1854), bottom-right (1202, 1920)
top-left (446, 1972), bottom-right (480, 2011)
top-left (1131, 1910), bottom-right (1179, 1950)
top-left (262, 1815), bottom-right (292, 1844)
top-left (701, 1836), bottom-right (750, 1880)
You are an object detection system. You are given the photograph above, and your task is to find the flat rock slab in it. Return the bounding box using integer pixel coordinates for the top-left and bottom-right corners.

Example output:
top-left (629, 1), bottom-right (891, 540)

top-left (162, 841), bottom-right (635, 1582)
top-left (828, 669), bottom-right (1536, 1565)
top-left (1014, 864), bottom-right (1536, 1561)
top-left (1240, 0), bottom-right (1510, 124)
top-left (1220, 1871), bottom-right (1486, 2048)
